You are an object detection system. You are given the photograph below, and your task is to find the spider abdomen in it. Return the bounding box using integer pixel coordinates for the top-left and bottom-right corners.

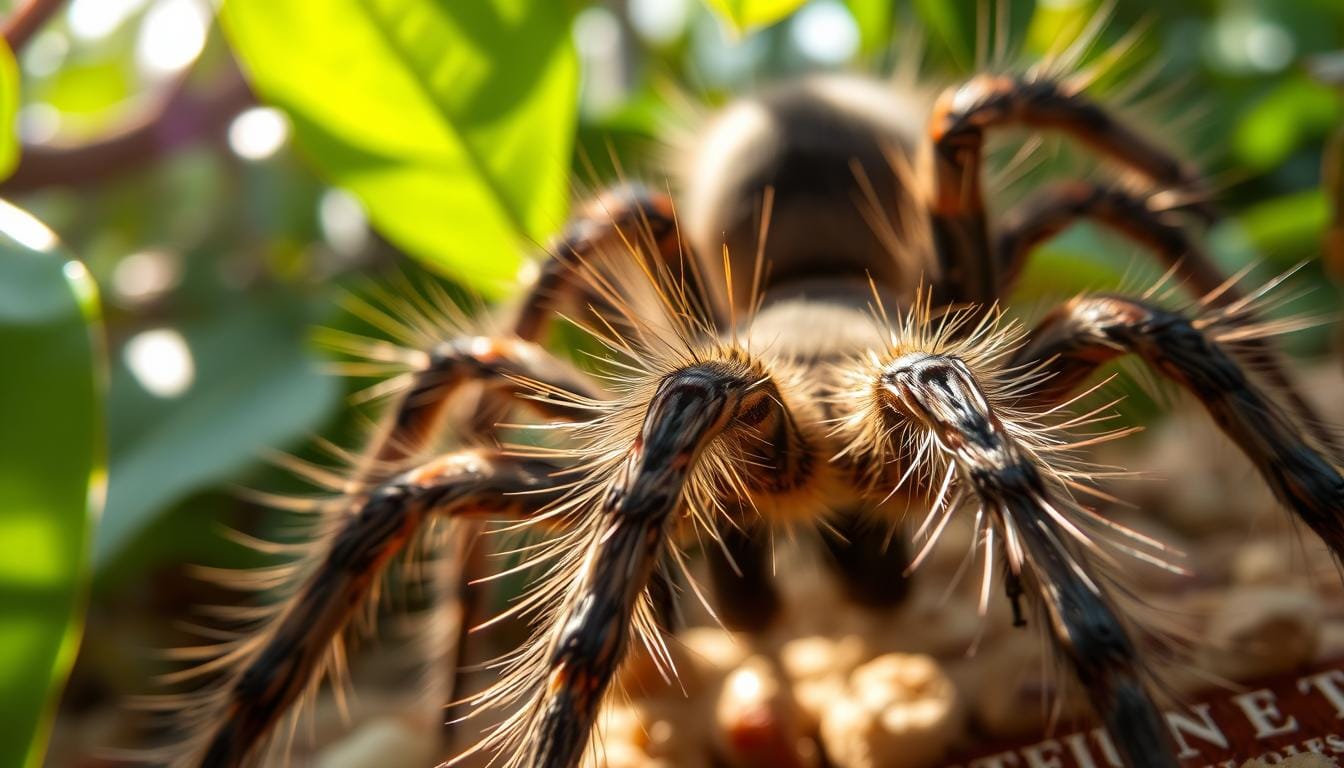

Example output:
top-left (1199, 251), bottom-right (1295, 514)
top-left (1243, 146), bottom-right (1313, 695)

top-left (679, 76), bottom-right (932, 309)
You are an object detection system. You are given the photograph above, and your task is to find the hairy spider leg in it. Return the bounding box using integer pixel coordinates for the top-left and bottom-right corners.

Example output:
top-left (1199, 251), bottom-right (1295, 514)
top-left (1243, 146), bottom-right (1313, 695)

top-left (880, 353), bottom-right (1180, 768)
top-left (340, 184), bottom-right (703, 750)
top-left (995, 181), bottom-right (1337, 452)
top-left (926, 74), bottom-right (1206, 308)
top-left (187, 451), bottom-right (570, 768)
top-left (515, 183), bottom-right (723, 341)
top-left (525, 361), bottom-right (804, 768)
top-left (1013, 295), bottom-right (1344, 560)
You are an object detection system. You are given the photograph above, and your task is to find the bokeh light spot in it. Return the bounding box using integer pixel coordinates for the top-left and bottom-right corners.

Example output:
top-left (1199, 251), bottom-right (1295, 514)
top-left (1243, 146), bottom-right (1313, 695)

top-left (125, 328), bottom-right (195, 398)
top-left (790, 1), bottom-right (859, 66)
top-left (68, 0), bottom-right (148, 41)
top-left (135, 0), bottom-right (209, 79)
top-left (319, 189), bottom-right (371, 258)
top-left (629, 0), bottom-right (689, 45)
top-left (228, 107), bottom-right (291, 161)
top-left (112, 250), bottom-right (181, 306)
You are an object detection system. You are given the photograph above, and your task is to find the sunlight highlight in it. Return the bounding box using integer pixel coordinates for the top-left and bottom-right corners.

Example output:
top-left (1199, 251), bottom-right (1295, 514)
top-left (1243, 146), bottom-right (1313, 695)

top-left (318, 189), bottom-right (370, 257)
top-left (68, 0), bottom-right (148, 41)
top-left (628, 0), bottom-right (689, 45)
top-left (125, 328), bottom-right (195, 398)
top-left (790, 0), bottom-right (859, 66)
top-left (135, 0), bottom-right (209, 79)
top-left (228, 107), bottom-right (290, 161)
top-left (0, 199), bottom-right (59, 252)
top-left (113, 250), bottom-right (181, 305)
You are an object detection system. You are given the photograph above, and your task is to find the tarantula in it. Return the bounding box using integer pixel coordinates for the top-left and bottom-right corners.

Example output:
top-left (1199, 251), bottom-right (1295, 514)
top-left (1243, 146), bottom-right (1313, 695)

top-left (158, 47), bottom-right (1344, 768)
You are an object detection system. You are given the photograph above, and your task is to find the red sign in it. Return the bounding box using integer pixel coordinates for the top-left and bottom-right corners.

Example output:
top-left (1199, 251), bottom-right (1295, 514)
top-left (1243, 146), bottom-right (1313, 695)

top-left (947, 662), bottom-right (1344, 767)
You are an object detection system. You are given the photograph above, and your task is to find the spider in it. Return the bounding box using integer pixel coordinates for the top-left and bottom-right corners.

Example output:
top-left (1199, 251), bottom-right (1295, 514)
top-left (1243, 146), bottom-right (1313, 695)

top-left (156, 52), bottom-right (1344, 768)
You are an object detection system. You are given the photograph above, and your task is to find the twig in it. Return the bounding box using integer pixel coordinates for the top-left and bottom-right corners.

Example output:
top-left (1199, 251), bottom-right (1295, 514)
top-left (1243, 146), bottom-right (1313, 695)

top-left (0, 66), bottom-right (254, 194)
top-left (1312, 53), bottom-right (1344, 284)
top-left (2, 0), bottom-right (65, 52)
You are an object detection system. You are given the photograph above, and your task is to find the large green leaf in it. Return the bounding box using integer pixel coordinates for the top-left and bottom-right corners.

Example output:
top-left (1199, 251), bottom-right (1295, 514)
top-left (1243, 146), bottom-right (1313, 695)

top-left (703, 0), bottom-right (807, 34)
top-left (0, 200), bottom-right (103, 768)
top-left (222, 0), bottom-right (578, 296)
top-left (0, 39), bottom-right (19, 181)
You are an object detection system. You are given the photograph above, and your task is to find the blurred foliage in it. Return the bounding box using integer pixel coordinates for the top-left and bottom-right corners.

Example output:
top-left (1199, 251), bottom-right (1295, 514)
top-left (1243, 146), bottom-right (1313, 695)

top-left (0, 206), bottom-right (102, 767)
top-left (705, 0), bottom-right (809, 34)
top-left (96, 294), bottom-right (339, 569)
top-left (0, 40), bottom-right (16, 177)
top-left (223, 0), bottom-right (578, 296)
top-left (0, 0), bottom-right (1340, 764)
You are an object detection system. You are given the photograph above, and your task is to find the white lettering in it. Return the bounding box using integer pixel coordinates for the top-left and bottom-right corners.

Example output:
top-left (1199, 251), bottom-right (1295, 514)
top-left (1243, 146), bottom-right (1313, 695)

top-left (1299, 671), bottom-right (1344, 717)
top-left (1166, 703), bottom-right (1229, 758)
top-left (1064, 732), bottom-right (1100, 768)
top-left (1022, 739), bottom-right (1064, 768)
top-left (1233, 689), bottom-right (1300, 739)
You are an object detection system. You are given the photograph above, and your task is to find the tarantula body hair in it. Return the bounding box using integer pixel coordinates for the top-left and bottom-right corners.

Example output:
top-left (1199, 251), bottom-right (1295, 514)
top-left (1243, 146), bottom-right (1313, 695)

top-left (147, 25), bottom-right (1344, 768)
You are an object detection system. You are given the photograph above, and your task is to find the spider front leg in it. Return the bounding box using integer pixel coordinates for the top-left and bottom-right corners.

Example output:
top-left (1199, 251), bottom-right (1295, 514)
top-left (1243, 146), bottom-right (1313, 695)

top-left (527, 361), bottom-right (804, 767)
top-left (878, 353), bottom-right (1179, 768)
top-left (926, 73), bottom-right (1207, 306)
top-left (1013, 294), bottom-right (1344, 558)
top-left (330, 184), bottom-right (707, 754)
top-left (188, 450), bottom-right (570, 768)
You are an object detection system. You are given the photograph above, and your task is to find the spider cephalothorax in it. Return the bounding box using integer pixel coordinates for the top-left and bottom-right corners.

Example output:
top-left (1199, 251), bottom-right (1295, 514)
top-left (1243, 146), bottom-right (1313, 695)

top-left (154, 44), bottom-right (1344, 768)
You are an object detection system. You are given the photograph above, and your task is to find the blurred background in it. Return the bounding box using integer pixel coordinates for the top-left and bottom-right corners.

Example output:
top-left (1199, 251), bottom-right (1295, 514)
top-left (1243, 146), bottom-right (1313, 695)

top-left (1, 0), bottom-right (1343, 765)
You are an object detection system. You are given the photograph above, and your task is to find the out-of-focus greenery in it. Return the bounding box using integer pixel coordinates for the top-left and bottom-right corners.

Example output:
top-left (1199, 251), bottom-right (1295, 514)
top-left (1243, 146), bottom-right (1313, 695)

top-left (223, 0), bottom-right (578, 294)
top-left (706, 0), bottom-right (809, 33)
top-left (0, 0), bottom-right (1340, 764)
top-left (0, 40), bottom-right (17, 177)
top-left (0, 206), bottom-right (102, 767)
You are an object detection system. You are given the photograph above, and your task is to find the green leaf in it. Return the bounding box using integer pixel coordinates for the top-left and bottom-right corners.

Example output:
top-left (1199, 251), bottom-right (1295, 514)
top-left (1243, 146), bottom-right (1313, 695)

top-left (222, 0), bottom-right (579, 296)
top-left (33, 59), bottom-right (135, 118)
top-left (0, 39), bottom-right (19, 181)
top-left (1009, 246), bottom-right (1129, 301)
top-left (845, 0), bottom-right (893, 56)
top-left (1237, 189), bottom-right (1330, 264)
top-left (1234, 77), bottom-right (1343, 171)
top-left (0, 200), bottom-right (104, 768)
top-left (95, 295), bottom-right (342, 570)
top-left (703, 0), bottom-right (807, 35)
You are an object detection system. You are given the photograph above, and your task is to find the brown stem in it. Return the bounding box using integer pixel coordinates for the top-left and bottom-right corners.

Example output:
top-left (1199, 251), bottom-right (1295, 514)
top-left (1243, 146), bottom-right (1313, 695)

top-left (0, 65), bottom-right (254, 194)
top-left (1324, 123), bottom-right (1344, 285)
top-left (2, 0), bottom-right (65, 52)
